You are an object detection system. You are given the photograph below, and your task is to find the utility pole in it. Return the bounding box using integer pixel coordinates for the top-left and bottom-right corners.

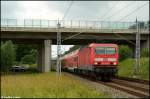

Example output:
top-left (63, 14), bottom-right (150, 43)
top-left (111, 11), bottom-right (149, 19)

top-left (134, 18), bottom-right (140, 76)
top-left (57, 21), bottom-right (61, 76)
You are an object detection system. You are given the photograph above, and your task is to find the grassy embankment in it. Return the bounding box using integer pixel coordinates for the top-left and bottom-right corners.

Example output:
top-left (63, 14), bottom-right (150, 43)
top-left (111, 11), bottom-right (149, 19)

top-left (118, 57), bottom-right (149, 80)
top-left (1, 72), bottom-right (111, 98)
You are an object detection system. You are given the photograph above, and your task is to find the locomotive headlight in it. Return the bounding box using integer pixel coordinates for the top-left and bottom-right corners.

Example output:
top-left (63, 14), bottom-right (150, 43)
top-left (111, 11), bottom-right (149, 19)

top-left (94, 62), bottom-right (98, 65)
top-left (108, 58), bottom-right (116, 61)
top-left (113, 62), bottom-right (117, 65)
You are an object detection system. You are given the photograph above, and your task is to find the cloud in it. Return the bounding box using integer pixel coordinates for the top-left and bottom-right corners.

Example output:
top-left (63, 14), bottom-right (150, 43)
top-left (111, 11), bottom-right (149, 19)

top-left (1, 1), bottom-right (20, 18)
top-left (105, 1), bottom-right (149, 22)
top-left (15, 1), bottom-right (63, 20)
top-left (1, 1), bottom-right (149, 21)
top-left (64, 1), bottom-right (109, 20)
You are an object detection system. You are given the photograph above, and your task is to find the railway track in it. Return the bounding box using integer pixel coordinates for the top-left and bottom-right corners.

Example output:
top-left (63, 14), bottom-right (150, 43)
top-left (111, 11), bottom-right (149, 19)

top-left (102, 79), bottom-right (149, 98)
top-left (116, 76), bottom-right (149, 85)
top-left (67, 71), bottom-right (149, 98)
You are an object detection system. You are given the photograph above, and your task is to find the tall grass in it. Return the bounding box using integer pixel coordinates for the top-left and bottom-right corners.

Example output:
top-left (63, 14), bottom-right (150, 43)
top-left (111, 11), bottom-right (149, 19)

top-left (118, 57), bottom-right (149, 80)
top-left (1, 72), bottom-right (110, 98)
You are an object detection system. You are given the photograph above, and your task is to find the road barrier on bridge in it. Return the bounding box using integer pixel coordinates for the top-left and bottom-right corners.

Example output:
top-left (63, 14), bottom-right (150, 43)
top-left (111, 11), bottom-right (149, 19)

top-left (1, 19), bottom-right (149, 30)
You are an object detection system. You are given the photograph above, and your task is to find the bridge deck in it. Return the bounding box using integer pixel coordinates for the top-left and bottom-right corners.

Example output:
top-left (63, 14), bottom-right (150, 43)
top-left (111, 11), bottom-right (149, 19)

top-left (1, 27), bottom-right (149, 34)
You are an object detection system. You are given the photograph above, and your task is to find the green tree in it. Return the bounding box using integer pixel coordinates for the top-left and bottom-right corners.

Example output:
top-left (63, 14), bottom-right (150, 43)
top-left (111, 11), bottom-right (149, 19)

top-left (119, 45), bottom-right (133, 61)
top-left (1, 40), bottom-right (16, 73)
top-left (16, 44), bottom-right (37, 61)
top-left (21, 49), bottom-right (37, 64)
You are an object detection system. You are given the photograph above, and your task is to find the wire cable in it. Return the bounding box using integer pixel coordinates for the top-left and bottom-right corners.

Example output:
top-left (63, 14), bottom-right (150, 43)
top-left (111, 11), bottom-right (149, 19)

top-left (62, 1), bottom-right (148, 45)
top-left (86, 33), bottom-right (135, 45)
top-left (117, 2), bottom-right (148, 21)
top-left (107, 2), bottom-right (148, 45)
top-left (62, 1), bottom-right (74, 20)
top-left (103, 1), bottom-right (134, 21)
top-left (98, 1), bottom-right (119, 21)
top-left (62, 32), bottom-right (82, 42)
top-left (113, 33), bottom-right (135, 45)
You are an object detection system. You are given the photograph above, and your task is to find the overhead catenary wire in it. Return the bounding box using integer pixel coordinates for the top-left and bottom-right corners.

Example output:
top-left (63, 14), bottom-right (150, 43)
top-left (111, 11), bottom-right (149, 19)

top-left (85, 34), bottom-right (135, 45)
top-left (62, 1), bottom-right (148, 44)
top-left (62, 32), bottom-right (82, 42)
top-left (113, 33), bottom-right (135, 45)
top-left (98, 1), bottom-right (119, 21)
top-left (92, 1), bottom-right (119, 27)
top-left (62, 1), bottom-right (74, 20)
top-left (58, 0), bottom-right (74, 53)
top-left (107, 2), bottom-right (148, 46)
top-left (111, 28), bottom-right (136, 45)
top-left (59, 0), bottom-right (74, 42)
top-left (62, 1), bottom-right (119, 42)
top-left (103, 1), bottom-right (134, 21)
top-left (117, 2), bottom-right (148, 21)
top-left (63, 1), bottom-right (125, 42)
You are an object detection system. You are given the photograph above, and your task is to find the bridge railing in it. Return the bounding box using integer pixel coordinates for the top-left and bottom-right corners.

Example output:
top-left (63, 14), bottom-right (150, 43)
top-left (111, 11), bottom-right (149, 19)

top-left (1, 19), bottom-right (149, 31)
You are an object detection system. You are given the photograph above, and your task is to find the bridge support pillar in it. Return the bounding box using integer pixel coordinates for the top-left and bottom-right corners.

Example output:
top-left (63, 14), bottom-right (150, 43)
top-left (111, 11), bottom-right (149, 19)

top-left (37, 40), bottom-right (51, 72)
top-left (141, 38), bottom-right (149, 50)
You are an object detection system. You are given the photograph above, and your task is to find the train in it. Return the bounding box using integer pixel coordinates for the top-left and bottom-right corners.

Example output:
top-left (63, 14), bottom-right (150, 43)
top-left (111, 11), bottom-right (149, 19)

top-left (61, 43), bottom-right (119, 81)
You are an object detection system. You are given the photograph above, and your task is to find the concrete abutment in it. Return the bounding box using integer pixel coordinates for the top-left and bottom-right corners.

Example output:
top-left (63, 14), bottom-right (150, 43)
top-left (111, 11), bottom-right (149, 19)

top-left (141, 37), bottom-right (149, 49)
top-left (37, 40), bottom-right (52, 72)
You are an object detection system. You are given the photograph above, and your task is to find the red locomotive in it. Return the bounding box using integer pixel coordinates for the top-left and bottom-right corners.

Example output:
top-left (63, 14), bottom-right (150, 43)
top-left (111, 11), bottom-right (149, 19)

top-left (62, 43), bottom-right (118, 80)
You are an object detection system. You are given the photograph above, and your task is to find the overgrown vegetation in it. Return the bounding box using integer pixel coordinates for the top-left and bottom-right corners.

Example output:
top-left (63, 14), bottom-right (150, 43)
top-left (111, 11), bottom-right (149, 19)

top-left (15, 44), bottom-right (37, 62)
top-left (117, 45), bottom-right (149, 80)
top-left (1, 41), bottom-right (38, 73)
top-left (21, 49), bottom-right (37, 65)
top-left (15, 44), bottom-right (37, 65)
top-left (1, 72), bottom-right (111, 98)
top-left (118, 45), bottom-right (133, 61)
top-left (1, 41), bottom-right (16, 73)
top-left (141, 48), bottom-right (149, 57)
top-left (118, 57), bottom-right (149, 80)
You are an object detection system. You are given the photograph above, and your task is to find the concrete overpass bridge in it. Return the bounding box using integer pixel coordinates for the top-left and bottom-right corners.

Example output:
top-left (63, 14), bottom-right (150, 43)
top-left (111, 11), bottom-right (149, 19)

top-left (1, 19), bottom-right (149, 72)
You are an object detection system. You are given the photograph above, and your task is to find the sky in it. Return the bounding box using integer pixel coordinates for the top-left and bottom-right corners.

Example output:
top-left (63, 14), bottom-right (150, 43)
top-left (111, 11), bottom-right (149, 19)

top-left (1, 1), bottom-right (149, 58)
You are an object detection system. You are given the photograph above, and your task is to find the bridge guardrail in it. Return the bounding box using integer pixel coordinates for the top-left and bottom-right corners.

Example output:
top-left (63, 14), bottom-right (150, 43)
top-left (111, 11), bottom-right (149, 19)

top-left (1, 19), bottom-right (149, 31)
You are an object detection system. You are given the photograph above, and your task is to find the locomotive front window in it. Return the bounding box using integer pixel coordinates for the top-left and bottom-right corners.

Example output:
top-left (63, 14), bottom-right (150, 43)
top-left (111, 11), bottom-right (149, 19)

top-left (106, 47), bottom-right (116, 54)
top-left (95, 47), bottom-right (105, 54)
top-left (95, 47), bottom-right (116, 54)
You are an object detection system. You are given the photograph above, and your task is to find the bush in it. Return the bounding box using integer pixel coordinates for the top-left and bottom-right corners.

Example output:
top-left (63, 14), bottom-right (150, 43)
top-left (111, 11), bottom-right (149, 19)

top-left (21, 54), bottom-right (35, 65)
top-left (21, 49), bottom-right (37, 65)
top-left (119, 45), bottom-right (133, 61)
top-left (16, 44), bottom-right (37, 62)
top-left (141, 48), bottom-right (149, 57)
top-left (1, 41), bottom-right (16, 73)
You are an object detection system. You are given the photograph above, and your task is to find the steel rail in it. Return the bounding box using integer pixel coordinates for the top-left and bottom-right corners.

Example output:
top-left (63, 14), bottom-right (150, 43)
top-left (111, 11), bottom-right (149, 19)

top-left (66, 71), bottom-right (149, 98)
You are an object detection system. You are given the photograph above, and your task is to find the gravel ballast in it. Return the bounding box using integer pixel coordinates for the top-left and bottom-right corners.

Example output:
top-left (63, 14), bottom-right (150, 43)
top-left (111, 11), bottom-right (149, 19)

top-left (64, 72), bottom-right (138, 98)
